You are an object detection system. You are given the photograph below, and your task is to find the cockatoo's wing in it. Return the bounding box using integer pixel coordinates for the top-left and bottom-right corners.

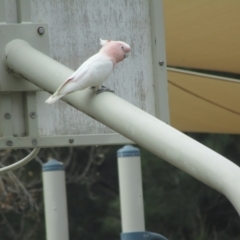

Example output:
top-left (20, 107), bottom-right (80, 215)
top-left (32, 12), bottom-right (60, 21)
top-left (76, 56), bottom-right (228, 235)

top-left (45, 54), bottom-right (113, 104)
top-left (58, 54), bottom-right (113, 94)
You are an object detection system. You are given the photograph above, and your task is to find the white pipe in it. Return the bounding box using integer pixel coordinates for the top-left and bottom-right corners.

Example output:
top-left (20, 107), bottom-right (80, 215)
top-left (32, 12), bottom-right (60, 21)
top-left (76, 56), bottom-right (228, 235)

top-left (5, 39), bottom-right (240, 215)
top-left (0, 147), bottom-right (40, 174)
top-left (118, 145), bottom-right (145, 232)
top-left (42, 159), bottom-right (69, 240)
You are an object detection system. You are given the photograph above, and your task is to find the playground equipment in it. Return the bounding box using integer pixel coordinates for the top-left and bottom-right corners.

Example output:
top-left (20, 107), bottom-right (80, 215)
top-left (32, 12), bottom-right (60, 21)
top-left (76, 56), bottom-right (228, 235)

top-left (4, 38), bottom-right (240, 217)
top-left (118, 145), bottom-right (167, 240)
top-left (42, 160), bottom-right (69, 240)
top-left (1, 0), bottom-right (240, 239)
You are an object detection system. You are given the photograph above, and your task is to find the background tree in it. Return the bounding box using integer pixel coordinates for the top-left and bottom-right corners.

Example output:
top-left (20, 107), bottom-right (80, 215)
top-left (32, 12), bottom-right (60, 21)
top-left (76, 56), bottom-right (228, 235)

top-left (0, 134), bottom-right (240, 240)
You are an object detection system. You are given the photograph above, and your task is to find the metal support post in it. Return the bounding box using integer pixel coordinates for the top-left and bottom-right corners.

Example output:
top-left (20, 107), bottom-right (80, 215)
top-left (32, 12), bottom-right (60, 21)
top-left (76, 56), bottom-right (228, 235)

top-left (24, 92), bottom-right (39, 144)
top-left (1, 93), bottom-right (13, 139)
top-left (16, 0), bottom-right (31, 23)
top-left (149, 0), bottom-right (170, 124)
top-left (0, 1), bottom-right (6, 23)
top-left (117, 145), bottom-right (145, 232)
top-left (117, 145), bottom-right (168, 240)
top-left (42, 159), bottom-right (69, 240)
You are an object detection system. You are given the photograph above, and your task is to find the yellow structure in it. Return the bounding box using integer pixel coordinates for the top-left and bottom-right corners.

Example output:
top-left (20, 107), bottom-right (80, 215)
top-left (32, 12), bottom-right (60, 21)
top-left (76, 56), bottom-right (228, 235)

top-left (163, 1), bottom-right (240, 133)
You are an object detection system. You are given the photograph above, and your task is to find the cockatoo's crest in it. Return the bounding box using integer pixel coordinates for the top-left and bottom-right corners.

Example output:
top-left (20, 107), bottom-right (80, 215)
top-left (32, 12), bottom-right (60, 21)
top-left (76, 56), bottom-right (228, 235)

top-left (100, 38), bottom-right (110, 47)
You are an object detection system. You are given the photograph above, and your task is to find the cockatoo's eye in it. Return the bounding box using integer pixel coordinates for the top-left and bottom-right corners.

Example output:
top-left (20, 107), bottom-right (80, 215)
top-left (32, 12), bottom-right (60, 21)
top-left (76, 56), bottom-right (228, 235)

top-left (121, 46), bottom-right (124, 50)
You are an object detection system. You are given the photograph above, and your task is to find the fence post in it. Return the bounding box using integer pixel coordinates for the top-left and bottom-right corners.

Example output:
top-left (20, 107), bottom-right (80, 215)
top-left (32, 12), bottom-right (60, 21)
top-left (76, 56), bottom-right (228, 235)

top-left (42, 159), bottom-right (69, 240)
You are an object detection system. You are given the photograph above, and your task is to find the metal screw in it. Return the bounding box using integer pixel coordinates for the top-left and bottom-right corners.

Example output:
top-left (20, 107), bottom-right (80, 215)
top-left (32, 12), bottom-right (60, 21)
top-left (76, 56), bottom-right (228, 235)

top-left (37, 27), bottom-right (45, 35)
top-left (29, 112), bottom-right (36, 119)
top-left (4, 113), bottom-right (11, 119)
top-left (32, 139), bottom-right (38, 146)
top-left (69, 139), bottom-right (74, 144)
top-left (159, 61), bottom-right (164, 66)
top-left (6, 140), bottom-right (13, 146)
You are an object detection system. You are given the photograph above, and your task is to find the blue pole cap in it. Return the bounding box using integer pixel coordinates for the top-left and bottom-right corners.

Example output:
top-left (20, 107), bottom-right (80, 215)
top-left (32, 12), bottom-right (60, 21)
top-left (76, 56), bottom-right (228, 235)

top-left (42, 159), bottom-right (65, 172)
top-left (121, 232), bottom-right (168, 240)
top-left (117, 145), bottom-right (140, 158)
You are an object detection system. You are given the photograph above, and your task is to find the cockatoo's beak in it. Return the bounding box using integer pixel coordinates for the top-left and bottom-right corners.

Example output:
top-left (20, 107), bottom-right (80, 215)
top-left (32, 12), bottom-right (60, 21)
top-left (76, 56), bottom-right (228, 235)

top-left (124, 53), bottom-right (129, 58)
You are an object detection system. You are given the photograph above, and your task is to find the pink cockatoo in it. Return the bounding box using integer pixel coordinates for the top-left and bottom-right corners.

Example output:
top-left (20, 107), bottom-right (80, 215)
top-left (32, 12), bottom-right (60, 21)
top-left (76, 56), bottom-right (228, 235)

top-left (45, 39), bottom-right (131, 104)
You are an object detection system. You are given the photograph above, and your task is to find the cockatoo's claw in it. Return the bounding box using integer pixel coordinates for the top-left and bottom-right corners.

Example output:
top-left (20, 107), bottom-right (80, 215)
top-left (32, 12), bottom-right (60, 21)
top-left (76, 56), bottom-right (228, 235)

top-left (96, 86), bottom-right (115, 94)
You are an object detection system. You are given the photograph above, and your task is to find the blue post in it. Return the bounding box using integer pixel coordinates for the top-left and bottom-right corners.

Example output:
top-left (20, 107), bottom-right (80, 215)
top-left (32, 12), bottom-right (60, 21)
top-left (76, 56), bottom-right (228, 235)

top-left (121, 231), bottom-right (167, 240)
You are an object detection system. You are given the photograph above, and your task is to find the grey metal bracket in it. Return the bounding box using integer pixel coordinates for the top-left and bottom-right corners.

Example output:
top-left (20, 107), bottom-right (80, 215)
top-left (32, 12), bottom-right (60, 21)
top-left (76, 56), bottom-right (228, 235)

top-left (0, 23), bottom-right (50, 148)
top-left (0, 23), bottom-right (49, 92)
top-left (0, 23), bottom-right (133, 149)
top-left (0, 91), bottom-right (40, 148)
top-left (0, 134), bottom-right (133, 149)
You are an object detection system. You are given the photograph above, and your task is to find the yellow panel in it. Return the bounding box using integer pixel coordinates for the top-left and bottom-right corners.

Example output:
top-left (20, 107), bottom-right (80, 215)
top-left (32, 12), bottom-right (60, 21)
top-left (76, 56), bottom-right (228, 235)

top-left (163, 1), bottom-right (240, 74)
top-left (168, 69), bottom-right (240, 133)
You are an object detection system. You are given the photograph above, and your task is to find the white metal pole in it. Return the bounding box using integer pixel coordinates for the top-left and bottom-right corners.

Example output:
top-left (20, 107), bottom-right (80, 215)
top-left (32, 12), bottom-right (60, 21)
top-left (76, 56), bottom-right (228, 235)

top-left (0, 1), bottom-right (6, 23)
top-left (117, 145), bottom-right (145, 232)
top-left (42, 159), bottom-right (69, 240)
top-left (5, 39), bottom-right (240, 216)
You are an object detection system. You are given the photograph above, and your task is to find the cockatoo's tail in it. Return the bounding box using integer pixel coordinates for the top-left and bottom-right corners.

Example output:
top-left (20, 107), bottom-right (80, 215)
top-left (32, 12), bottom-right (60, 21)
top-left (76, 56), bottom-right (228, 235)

top-left (45, 39), bottom-right (131, 104)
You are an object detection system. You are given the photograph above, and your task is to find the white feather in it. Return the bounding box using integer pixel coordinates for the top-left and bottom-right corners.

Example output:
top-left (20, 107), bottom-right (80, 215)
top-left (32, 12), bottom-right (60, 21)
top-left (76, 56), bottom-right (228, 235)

top-left (45, 94), bottom-right (64, 104)
top-left (45, 53), bottom-right (113, 104)
top-left (100, 38), bottom-right (108, 47)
